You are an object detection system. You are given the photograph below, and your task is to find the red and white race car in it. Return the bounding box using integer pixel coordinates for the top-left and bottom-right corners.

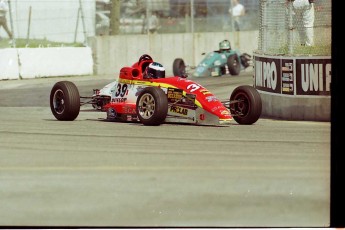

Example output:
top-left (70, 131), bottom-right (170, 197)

top-left (50, 54), bottom-right (262, 126)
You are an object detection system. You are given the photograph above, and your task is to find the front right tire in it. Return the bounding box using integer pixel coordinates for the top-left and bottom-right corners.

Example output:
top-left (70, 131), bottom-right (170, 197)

top-left (230, 85), bottom-right (262, 125)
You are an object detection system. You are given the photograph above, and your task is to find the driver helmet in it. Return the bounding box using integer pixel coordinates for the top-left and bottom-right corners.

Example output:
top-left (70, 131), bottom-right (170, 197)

top-left (143, 62), bottom-right (165, 79)
top-left (219, 40), bottom-right (231, 50)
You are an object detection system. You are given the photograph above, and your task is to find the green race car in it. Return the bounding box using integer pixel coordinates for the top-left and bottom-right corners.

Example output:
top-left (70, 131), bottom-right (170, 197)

top-left (173, 40), bottom-right (251, 78)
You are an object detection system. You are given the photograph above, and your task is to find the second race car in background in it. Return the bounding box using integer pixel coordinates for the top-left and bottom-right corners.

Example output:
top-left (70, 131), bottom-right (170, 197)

top-left (173, 39), bottom-right (252, 78)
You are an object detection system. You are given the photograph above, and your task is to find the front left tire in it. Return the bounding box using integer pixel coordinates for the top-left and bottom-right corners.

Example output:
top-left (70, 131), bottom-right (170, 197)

top-left (50, 81), bottom-right (80, 121)
top-left (136, 87), bottom-right (168, 126)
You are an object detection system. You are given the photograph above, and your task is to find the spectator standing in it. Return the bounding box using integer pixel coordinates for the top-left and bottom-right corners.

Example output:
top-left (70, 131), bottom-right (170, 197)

top-left (148, 11), bottom-right (160, 34)
top-left (0, 0), bottom-right (13, 40)
top-left (229, 0), bottom-right (245, 32)
top-left (292, 0), bottom-right (315, 46)
top-left (228, 0), bottom-right (245, 47)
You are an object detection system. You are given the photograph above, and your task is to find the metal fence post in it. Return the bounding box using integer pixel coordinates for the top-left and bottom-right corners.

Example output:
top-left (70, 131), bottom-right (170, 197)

top-left (8, 0), bottom-right (15, 47)
top-left (78, 0), bottom-right (87, 46)
top-left (26, 6), bottom-right (31, 46)
top-left (287, 0), bottom-right (293, 54)
top-left (74, 7), bottom-right (80, 43)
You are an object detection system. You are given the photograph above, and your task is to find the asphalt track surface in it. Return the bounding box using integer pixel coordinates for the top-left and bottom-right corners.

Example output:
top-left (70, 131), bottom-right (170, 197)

top-left (0, 71), bottom-right (330, 227)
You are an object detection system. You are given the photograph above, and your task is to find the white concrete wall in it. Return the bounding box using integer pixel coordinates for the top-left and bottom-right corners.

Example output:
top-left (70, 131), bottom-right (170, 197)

top-left (0, 49), bottom-right (19, 80)
top-left (1, 31), bottom-right (258, 80)
top-left (90, 31), bottom-right (259, 76)
top-left (0, 47), bottom-right (93, 80)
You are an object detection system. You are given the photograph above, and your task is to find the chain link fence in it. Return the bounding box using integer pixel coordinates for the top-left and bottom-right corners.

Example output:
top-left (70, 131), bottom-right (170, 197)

top-left (1, 0), bottom-right (331, 53)
top-left (96, 0), bottom-right (260, 34)
top-left (0, 0), bottom-right (95, 48)
top-left (257, 0), bottom-right (331, 56)
top-left (1, 0), bottom-right (261, 48)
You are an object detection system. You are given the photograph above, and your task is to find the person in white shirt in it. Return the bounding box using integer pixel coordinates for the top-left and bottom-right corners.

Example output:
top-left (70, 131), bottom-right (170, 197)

top-left (0, 0), bottom-right (12, 39)
top-left (292, 0), bottom-right (315, 46)
top-left (148, 11), bottom-right (160, 34)
top-left (229, 0), bottom-right (245, 47)
top-left (229, 0), bottom-right (245, 31)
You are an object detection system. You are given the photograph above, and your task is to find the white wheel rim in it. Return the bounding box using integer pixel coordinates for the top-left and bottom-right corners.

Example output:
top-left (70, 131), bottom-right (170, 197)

top-left (138, 93), bottom-right (155, 119)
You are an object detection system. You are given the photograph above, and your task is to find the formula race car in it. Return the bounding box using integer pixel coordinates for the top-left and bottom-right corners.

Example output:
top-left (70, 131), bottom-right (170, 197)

top-left (50, 54), bottom-right (262, 126)
top-left (173, 39), bottom-right (251, 78)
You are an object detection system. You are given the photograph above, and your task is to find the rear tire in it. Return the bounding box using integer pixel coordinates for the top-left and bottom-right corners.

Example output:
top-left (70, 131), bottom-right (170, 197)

top-left (240, 53), bottom-right (252, 68)
top-left (136, 87), bottom-right (168, 126)
top-left (173, 58), bottom-right (186, 77)
top-left (227, 54), bottom-right (241, 76)
top-left (50, 81), bottom-right (80, 121)
top-left (230, 85), bottom-right (262, 125)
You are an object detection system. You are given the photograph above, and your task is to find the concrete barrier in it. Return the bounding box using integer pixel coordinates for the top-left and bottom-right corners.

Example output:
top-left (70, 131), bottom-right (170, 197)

top-left (89, 31), bottom-right (259, 76)
top-left (253, 53), bottom-right (331, 121)
top-left (1, 32), bottom-right (257, 80)
top-left (18, 47), bottom-right (93, 79)
top-left (0, 47), bottom-right (93, 80)
top-left (0, 49), bottom-right (20, 80)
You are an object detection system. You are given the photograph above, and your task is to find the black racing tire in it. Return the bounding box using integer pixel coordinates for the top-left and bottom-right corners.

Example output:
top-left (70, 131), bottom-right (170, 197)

top-left (50, 81), bottom-right (80, 121)
top-left (227, 54), bottom-right (241, 76)
top-left (240, 53), bottom-right (251, 68)
top-left (173, 58), bottom-right (186, 77)
top-left (230, 85), bottom-right (262, 125)
top-left (136, 87), bottom-right (168, 126)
